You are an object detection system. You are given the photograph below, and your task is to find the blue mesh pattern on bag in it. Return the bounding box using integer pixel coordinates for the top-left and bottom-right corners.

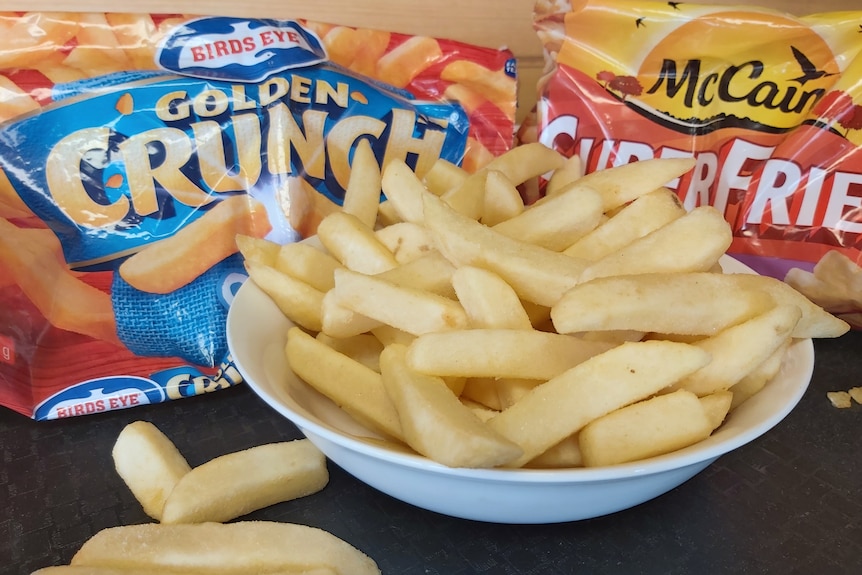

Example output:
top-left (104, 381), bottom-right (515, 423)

top-left (112, 254), bottom-right (246, 367)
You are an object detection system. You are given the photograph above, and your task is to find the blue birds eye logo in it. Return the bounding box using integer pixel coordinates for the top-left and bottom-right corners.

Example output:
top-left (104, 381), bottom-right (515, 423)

top-left (157, 17), bottom-right (328, 83)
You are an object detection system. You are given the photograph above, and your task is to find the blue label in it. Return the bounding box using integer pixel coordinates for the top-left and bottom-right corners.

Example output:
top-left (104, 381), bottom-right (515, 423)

top-left (157, 17), bottom-right (328, 83)
top-left (0, 26), bottom-right (469, 270)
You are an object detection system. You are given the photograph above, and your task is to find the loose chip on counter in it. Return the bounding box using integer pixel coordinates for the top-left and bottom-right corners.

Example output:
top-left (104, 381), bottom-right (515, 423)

top-left (111, 421), bottom-right (191, 521)
top-left (66, 521), bottom-right (379, 574)
top-left (160, 440), bottom-right (329, 524)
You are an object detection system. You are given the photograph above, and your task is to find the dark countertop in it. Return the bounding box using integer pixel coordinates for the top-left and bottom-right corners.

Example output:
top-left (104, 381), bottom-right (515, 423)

top-left (2, 331), bottom-right (861, 575)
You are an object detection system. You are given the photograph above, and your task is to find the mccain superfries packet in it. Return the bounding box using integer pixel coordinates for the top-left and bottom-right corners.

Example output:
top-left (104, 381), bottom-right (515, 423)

top-left (532, 0), bottom-right (862, 328)
top-left (0, 12), bottom-right (517, 420)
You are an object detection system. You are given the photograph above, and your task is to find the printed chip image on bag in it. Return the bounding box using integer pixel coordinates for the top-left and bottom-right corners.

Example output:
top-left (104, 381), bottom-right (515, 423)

top-left (532, 0), bottom-right (862, 328)
top-left (0, 12), bottom-right (517, 420)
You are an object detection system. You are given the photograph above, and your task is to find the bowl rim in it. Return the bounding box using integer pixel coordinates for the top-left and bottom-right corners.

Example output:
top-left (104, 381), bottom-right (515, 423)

top-left (227, 273), bottom-right (814, 485)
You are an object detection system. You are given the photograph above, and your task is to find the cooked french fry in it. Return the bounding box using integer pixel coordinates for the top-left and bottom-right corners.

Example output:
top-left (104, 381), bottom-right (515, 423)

top-left (375, 251), bottom-right (456, 298)
top-left (317, 211), bottom-right (398, 275)
top-left (564, 187), bottom-right (686, 260)
top-left (380, 158), bottom-right (429, 224)
top-left (481, 170), bottom-right (525, 226)
top-left (672, 304), bottom-right (801, 397)
top-left (699, 391), bottom-right (733, 429)
top-left (479, 142), bottom-right (567, 187)
top-left (492, 184), bottom-right (603, 251)
top-left (526, 434), bottom-right (584, 469)
top-left (422, 158), bottom-right (468, 196)
top-left (332, 268), bottom-right (468, 336)
top-left (727, 272), bottom-right (850, 339)
top-left (321, 290), bottom-right (382, 339)
top-left (406, 329), bottom-right (614, 380)
top-left (487, 340), bottom-right (712, 467)
top-left (729, 339), bottom-right (790, 410)
top-left (374, 221), bottom-right (435, 264)
top-left (579, 389), bottom-right (714, 467)
top-left (275, 241), bottom-right (342, 293)
top-left (236, 234), bottom-right (280, 267)
top-left (546, 154), bottom-right (583, 196)
top-left (111, 421), bottom-right (191, 521)
top-left (380, 344), bottom-right (522, 468)
top-left (423, 192), bottom-right (587, 306)
top-left (245, 261), bottom-right (324, 333)
top-left (451, 266), bottom-right (533, 329)
top-left (69, 521), bottom-right (380, 574)
top-left (286, 327), bottom-right (403, 441)
top-left (578, 206), bottom-right (732, 282)
top-left (342, 139), bottom-right (381, 228)
top-left (161, 440), bottom-right (329, 524)
top-left (551, 272), bottom-right (774, 336)
top-left (570, 157), bottom-right (696, 211)
top-left (317, 332), bottom-right (384, 372)
top-left (34, 567), bottom-right (337, 575)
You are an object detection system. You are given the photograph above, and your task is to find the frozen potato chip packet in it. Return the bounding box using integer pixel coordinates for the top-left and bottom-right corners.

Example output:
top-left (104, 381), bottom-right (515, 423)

top-left (533, 0), bottom-right (862, 327)
top-left (0, 12), bottom-right (517, 419)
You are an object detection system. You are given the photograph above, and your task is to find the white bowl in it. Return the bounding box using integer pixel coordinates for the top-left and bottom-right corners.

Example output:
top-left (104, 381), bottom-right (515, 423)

top-left (226, 261), bottom-right (814, 524)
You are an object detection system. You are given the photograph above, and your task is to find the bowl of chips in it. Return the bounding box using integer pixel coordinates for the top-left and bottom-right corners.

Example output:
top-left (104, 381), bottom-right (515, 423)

top-left (227, 270), bottom-right (816, 524)
top-left (226, 150), bottom-right (843, 523)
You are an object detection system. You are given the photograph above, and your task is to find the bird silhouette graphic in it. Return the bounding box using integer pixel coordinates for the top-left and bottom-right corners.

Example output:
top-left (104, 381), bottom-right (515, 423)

top-left (635, 17), bottom-right (646, 28)
top-left (790, 46), bottom-right (836, 84)
top-left (668, 2), bottom-right (682, 9)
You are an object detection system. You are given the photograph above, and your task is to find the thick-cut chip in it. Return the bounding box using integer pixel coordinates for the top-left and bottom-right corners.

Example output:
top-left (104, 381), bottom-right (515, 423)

top-left (342, 138), bottom-right (381, 228)
top-left (111, 421), bottom-right (191, 521)
top-left (673, 304), bottom-right (801, 397)
top-left (70, 521), bottom-right (380, 574)
top-left (320, 290), bottom-right (382, 339)
top-left (724, 273), bottom-right (850, 339)
top-left (526, 434), bottom-right (583, 469)
top-left (564, 188), bottom-right (686, 260)
top-left (374, 221), bottom-right (435, 264)
top-left (34, 567), bottom-right (337, 575)
top-left (375, 251), bottom-right (456, 298)
top-left (551, 273), bottom-right (774, 336)
top-left (423, 192), bottom-right (587, 306)
top-left (380, 344), bottom-right (522, 468)
top-left (316, 211), bottom-right (398, 275)
top-left (422, 157), bottom-right (468, 196)
top-left (440, 169), bottom-right (487, 219)
top-left (380, 158), bottom-right (428, 224)
top-left (565, 157), bottom-right (696, 211)
top-left (275, 241), bottom-right (342, 293)
top-left (578, 389), bottom-right (714, 467)
top-left (236, 234), bottom-right (280, 267)
top-left (245, 261), bottom-right (324, 333)
top-left (161, 440), bottom-right (329, 524)
top-left (316, 332), bottom-right (384, 372)
top-left (728, 340), bottom-right (790, 410)
top-left (545, 154), bottom-right (583, 196)
top-left (481, 170), bottom-right (525, 226)
top-left (492, 184), bottom-right (603, 251)
top-left (699, 391), bottom-right (733, 429)
top-left (286, 327), bottom-right (403, 440)
top-left (578, 205), bottom-right (732, 282)
top-left (332, 268), bottom-right (468, 336)
top-left (486, 340), bottom-right (712, 467)
top-left (451, 266), bottom-right (533, 329)
top-left (479, 142), bottom-right (567, 186)
top-left (406, 329), bottom-right (614, 380)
